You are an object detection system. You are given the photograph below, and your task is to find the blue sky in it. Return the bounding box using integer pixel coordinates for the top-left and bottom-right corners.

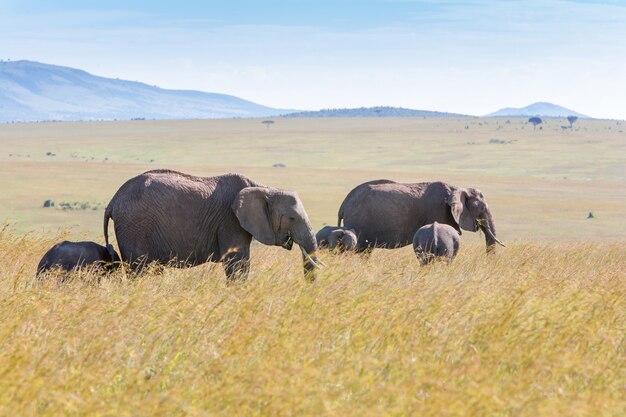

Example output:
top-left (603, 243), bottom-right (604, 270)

top-left (2, 0), bottom-right (626, 118)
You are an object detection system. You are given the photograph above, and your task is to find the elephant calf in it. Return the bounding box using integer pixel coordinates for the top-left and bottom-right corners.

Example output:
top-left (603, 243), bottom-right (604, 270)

top-left (315, 226), bottom-right (357, 253)
top-left (413, 222), bottom-right (460, 266)
top-left (37, 240), bottom-right (121, 276)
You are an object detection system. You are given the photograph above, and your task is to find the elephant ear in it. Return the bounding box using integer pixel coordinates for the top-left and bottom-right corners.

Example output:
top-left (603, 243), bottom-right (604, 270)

top-left (446, 189), bottom-right (475, 232)
top-left (232, 187), bottom-right (275, 245)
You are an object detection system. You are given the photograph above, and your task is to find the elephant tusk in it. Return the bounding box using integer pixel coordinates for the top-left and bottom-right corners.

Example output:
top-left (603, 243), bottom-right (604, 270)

top-left (300, 247), bottom-right (324, 269)
top-left (477, 218), bottom-right (506, 247)
top-left (485, 227), bottom-right (506, 247)
top-left (307, 255), bottom-right (323, 270)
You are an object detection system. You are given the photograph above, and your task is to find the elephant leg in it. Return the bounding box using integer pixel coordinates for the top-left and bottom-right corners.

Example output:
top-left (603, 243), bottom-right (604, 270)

top-left (414, 246), bottom-right (426, 266)
top-left (223, 251), bottom-right (250, 281)
top-left (356, 246), bottom-right (373, 260)
top-left (127, 254), bottom-right (151, 273)
top-left (219, 229), bottom-right (252, 281)
top-left (420, 253), bottom-right (434, 266)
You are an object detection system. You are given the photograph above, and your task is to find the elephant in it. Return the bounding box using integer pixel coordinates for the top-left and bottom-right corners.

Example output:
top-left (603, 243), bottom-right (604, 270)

top-left (329, 228), bottom-right (357, 253)
top-left (104, 169), bottom-right (321, 281)
top-left (316, 226), bottom-right (357, 252)
top-left (413, 222), bottom-right (460, 266)
top-left (37, 240), bottom-right (120, 276)
top-left (337, 179), bottom-right (504, 253)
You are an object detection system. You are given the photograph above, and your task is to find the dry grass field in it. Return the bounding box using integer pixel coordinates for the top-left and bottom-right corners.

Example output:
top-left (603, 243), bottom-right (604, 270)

top-left (1, 232), bottom-right (624, 416)
top-left (0, 117), bottom-right (625, 416)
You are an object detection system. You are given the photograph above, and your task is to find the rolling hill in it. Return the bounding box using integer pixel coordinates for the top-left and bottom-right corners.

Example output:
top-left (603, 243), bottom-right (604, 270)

top-left (0, 60), bottom-right (292, 122)
top-left (485, 102), bottom-right (589, 118)
top-left (281, 106), bottom-right (469, 118)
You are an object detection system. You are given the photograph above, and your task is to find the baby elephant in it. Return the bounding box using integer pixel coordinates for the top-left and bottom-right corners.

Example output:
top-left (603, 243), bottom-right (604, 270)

top-left (315, 226), bottom-right (357, 253)
top-left (413, 222), bottom-right (460, 266)
top-left (37, 240), bottom-right (121, 275)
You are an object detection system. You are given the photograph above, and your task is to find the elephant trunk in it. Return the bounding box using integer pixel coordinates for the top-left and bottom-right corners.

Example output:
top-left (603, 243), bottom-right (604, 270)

top-left (291, 221), bottom-right (321, 282)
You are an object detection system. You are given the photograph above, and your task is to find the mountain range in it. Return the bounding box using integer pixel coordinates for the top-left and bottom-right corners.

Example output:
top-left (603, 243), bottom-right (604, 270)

top-left (0, 60), bottom-right (292, 122)
top-left (0, 60), bottom-right (592, 122)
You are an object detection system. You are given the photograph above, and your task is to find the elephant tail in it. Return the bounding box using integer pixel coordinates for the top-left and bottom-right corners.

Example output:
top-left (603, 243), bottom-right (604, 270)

top-left (337, 204), bottom-right (344, 227)
top-left (104, 204), bottom-right (113, 246)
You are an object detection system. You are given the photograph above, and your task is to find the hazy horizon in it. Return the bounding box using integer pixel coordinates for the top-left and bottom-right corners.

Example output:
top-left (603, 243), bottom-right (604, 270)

top-left (2, 0), bottom-right (626, 119)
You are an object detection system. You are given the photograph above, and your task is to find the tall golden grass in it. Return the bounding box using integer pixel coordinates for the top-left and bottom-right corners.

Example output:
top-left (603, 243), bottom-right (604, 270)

top-left (1, 227), bottom-right (624, 416)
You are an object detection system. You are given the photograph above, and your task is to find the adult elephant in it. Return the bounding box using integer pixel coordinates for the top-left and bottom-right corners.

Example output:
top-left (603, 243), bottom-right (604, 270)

top-left (104, 169), bottom-right (321, 281)
top-left (337, 179), bottom-right (504, 252)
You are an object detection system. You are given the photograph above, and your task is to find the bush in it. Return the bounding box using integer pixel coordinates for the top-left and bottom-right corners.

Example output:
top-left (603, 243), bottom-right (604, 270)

top-left (42, 200), bottom-right (104, 211)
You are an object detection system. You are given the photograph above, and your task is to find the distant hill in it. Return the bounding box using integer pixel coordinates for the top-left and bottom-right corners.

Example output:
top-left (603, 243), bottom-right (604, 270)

top-left (281, 106), bottom-right (470, 118)
top-left (485, 102), bottom-right (589, 118)
top-left (0, 60), bottom-right (293, 122)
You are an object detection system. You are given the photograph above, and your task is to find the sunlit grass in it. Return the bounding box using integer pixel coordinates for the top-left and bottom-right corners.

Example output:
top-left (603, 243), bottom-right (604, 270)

top-left (1, 227), bottom-right (624, 416)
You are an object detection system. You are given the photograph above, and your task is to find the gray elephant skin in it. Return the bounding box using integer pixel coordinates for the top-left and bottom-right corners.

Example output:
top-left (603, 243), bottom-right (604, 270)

top-left (37, 240), bottom-right (120, 275)
top-left (104, 169), bottom-right (320, 281)
top-left (413, 222), bottom-right (460, 265)
top-left (316, 226), bottom-right (357, 252)
top-left (338, 179), bottom-right (504, 252)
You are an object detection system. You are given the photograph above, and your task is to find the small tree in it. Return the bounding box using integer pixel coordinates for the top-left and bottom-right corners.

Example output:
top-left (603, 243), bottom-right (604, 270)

top-left (567, 115), bottom-right (578, 128)
top-left (528, 117), bottom-right (543, 130)
top-left (262, 120), bottom-right (275, 129)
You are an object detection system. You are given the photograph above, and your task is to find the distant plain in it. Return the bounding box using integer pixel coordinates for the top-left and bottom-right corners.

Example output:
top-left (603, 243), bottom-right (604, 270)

top-left (0, 117), bottom-right (624, 241)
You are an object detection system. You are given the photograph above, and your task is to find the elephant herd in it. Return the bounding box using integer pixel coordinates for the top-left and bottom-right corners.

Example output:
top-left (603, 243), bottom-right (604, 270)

top-left (37, 169), bottom-right (505, 281)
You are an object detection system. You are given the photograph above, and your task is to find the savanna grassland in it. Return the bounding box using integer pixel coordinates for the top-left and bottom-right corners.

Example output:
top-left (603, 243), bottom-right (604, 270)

top-left (0, 118), bottom-right (625, 416)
